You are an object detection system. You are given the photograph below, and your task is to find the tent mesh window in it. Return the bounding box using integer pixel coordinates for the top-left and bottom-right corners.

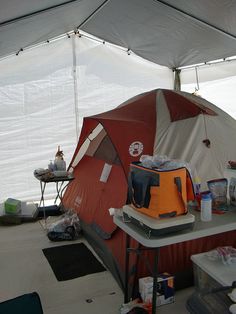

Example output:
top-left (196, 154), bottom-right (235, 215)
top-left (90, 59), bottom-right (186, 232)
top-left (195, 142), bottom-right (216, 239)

top-left (92, 134), bottom-right (120, 165)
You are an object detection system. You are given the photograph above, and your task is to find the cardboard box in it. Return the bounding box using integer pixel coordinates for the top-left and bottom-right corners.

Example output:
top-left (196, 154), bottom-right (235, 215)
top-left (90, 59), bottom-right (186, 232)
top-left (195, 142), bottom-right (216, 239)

top-left (139, 273), bottom-right (175, 306)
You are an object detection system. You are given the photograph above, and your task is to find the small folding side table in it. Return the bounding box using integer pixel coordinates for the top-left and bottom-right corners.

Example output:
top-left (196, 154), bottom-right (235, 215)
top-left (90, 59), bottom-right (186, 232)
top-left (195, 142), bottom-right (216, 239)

top-left (34, 173), bottom-right (74, 222)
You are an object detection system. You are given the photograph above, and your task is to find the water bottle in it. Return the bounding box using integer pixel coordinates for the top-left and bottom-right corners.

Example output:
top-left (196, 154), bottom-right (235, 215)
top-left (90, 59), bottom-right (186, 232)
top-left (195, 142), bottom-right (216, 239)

top-left (54, 145), bottom-right (66, 170)
top-left (48, 160), bottom-right (55, 172)
top-left (201, 192), bottom-right (212, 222)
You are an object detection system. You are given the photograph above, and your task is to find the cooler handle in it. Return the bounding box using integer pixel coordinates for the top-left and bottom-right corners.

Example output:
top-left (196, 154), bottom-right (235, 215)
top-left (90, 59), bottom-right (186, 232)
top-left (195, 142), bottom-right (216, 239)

top-left (128, 172), bottom-right (149, 208)
top-left (174, 176), bottom-right (187, 213)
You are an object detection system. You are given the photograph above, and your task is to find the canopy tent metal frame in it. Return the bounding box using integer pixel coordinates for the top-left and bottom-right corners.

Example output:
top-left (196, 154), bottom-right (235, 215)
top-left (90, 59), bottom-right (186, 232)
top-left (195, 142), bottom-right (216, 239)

top-left (1, 0), bottom-right (236, 68)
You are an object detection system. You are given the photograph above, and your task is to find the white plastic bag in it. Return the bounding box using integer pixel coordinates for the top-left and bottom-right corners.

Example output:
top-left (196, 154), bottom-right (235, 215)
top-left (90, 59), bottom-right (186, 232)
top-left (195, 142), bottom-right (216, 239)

top-left (206, 246), bottom-right (236, 265)
top-left (47, 209), bottom-right (81, 236)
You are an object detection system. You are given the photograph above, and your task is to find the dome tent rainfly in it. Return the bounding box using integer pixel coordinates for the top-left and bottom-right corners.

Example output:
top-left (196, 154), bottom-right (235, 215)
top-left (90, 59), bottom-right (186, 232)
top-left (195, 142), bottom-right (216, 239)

top-left (63, 89), bottom-right (236, 290)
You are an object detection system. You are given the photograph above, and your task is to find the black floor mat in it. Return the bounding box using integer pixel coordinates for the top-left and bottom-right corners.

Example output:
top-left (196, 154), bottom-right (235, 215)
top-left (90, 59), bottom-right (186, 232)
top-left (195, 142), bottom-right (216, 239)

top-left (43, 242), bottom-right (106, 281)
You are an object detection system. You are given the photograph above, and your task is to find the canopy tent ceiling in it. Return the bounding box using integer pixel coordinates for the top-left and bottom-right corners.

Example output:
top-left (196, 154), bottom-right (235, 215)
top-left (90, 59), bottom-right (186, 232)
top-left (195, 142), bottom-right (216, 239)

top-left (1, 0), bottom-right (236, 68)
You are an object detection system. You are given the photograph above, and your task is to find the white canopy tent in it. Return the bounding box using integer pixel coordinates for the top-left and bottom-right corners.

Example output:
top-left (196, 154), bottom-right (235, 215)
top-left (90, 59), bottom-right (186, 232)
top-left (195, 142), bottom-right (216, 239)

top-left (1, 0), bottom-right (236, 68)
top-left (0, 0), bottom-right (236, 201)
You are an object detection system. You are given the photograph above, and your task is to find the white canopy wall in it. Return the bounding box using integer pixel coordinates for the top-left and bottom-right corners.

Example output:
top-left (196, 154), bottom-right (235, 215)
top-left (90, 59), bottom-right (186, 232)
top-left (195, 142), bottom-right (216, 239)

top-left (0, 34), bottom-right (172, 202)
top-left (0, 38), bottom-right (76, 202)
top-left (181, 61), bottom-right (236, 118)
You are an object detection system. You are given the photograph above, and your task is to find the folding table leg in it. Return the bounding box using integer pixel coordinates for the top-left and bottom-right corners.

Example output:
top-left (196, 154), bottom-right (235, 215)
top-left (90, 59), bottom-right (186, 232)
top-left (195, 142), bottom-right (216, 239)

top-left (152, 248), bottom-right (159, 314)
top-left (124, 233), bottom-right (131, 303)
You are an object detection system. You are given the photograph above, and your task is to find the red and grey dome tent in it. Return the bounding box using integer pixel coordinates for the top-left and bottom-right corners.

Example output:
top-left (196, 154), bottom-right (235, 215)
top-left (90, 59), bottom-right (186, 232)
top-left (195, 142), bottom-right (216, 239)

top-left (63, 88), bottom-right (236, 289)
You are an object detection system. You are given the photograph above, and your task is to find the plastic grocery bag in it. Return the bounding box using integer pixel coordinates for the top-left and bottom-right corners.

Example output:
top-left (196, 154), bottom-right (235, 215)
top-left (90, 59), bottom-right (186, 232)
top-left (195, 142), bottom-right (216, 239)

top-left (207, 178), bottom-right (228, 210)
top-left (47, 209), bottom-right (81, 241)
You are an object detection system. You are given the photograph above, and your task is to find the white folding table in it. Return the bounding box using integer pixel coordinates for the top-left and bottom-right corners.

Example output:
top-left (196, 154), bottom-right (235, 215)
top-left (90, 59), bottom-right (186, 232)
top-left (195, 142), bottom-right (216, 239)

top-left (113, 205), bottom-right (236, 314)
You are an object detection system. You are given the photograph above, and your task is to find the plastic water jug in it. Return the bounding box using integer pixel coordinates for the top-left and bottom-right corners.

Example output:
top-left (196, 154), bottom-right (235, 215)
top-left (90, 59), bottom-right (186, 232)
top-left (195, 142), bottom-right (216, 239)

top-left (54, 158), bottom-right (66, 171)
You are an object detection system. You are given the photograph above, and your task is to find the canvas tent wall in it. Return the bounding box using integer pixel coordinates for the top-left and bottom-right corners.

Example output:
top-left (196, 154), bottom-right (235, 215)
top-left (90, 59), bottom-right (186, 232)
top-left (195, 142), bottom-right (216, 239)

top-left (1, 1), bottom-right (236, 202)
top-left (63, 88), bottom-right (236, 290)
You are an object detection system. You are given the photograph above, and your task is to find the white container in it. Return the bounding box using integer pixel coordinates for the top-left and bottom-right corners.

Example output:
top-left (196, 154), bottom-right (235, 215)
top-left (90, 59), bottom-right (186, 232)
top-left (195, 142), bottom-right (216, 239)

top-left (201, 193), bottom-right (212, 222)
top-left (48, 160), bottom-right (55, 171)
top-left (191, 252), bottom-right (236, 289)
top-left (54, 158), bottom-right (66, 171)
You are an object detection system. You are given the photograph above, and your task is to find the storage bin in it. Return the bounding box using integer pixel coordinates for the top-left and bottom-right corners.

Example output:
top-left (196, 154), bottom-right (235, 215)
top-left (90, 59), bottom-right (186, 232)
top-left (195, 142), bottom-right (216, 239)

top-left (186, 252), bottom-right (236, 313)
top-left (191, 252), bottom-right (236, 291)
